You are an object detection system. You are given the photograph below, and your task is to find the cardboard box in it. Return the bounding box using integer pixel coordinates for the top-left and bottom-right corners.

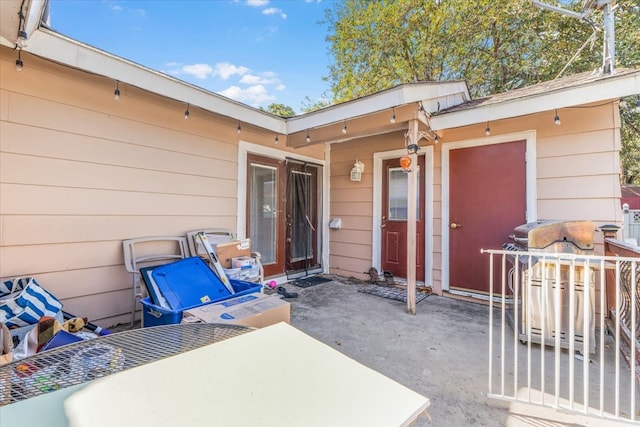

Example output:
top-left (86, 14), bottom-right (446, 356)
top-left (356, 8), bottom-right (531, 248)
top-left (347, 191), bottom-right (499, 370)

top-left (182, 293), bottom-right (290, 328)
top-left (215, 239), bottom-right (251, 268)
top-left (231, 256), bottom-right (256, 269)
top-left (224, 265), bottom-right (260, 280)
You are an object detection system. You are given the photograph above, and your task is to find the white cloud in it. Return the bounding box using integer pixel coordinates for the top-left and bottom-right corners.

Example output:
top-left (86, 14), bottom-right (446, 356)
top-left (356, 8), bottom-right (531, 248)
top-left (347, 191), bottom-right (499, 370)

top-left (275, 84), bottom-right (286, 91)
top-left (182, 63), bottom-right (213, 79)
top-left (213, 62), bottom-right (250, 80)
top-left (247, 0), bottom-right (269, 7)
top-left (219, 84), bottom-right (275, 107)
top-left (239, 72), bottom-right (279, 85)
top-left (263, 8), bottom-right (287, 19)
top-left (110, 5), bottom-right (122, 11)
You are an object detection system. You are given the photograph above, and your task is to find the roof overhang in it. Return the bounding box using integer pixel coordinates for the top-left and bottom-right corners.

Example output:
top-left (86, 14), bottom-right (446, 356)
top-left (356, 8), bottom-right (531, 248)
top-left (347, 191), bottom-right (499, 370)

top-left (431, 70), bottom-right (640, 130)
top-left (17, 27), bottom-right (286, 133)
top-left (3, 0), bottom-right (637, 143)
top-left (287, 81), bottom-right (469, 134)
top-left (10, 21), bottom-right (471, 141)
top-left (0, 0), bottom-right (45, 48)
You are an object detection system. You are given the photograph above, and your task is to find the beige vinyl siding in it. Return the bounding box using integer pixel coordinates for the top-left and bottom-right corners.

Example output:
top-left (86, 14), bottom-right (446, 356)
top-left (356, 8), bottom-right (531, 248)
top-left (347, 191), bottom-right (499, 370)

top-left (535, 106), bottom-right (621, 224)
top-left (328, 131), bottom-right (406, 279)
top-left (0, 47), bottom-right (322, 326)
top-left (328, 101), bottom-right (620, 293)
top-left (433, 102), bottom-right (620, 294)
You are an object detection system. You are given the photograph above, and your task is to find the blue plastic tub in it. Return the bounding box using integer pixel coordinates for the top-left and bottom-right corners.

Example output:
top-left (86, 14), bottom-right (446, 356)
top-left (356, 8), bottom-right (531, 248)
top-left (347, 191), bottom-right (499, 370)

top-left (141, 257), bottom-right (237, 310)
top-left (141, 279), bottom-right (262, 327)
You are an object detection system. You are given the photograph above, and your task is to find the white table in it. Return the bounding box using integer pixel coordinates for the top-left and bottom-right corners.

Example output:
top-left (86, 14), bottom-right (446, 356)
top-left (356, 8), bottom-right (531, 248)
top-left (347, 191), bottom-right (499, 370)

top-left (63, 322), bottom-right (430, 427)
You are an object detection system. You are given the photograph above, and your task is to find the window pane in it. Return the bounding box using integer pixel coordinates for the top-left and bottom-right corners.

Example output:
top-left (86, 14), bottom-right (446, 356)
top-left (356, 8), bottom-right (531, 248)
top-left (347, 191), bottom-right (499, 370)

top-left (388, 166), bottom-right (420, 220)
top-left (388, 169), bottom-right (407, 220)
top-left (290, 170), bottom-right (314, 261)
top-left (249, 164), bottom-right (277, 265)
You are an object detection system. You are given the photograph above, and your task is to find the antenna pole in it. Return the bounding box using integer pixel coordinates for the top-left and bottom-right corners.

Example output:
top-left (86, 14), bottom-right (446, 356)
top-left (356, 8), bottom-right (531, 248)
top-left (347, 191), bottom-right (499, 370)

top-left (602, 1), bottom-right (615, 75)
top-left (532, 0), bottom-right (616, 76)
top-left (531, 1), bottom-right (585, 20)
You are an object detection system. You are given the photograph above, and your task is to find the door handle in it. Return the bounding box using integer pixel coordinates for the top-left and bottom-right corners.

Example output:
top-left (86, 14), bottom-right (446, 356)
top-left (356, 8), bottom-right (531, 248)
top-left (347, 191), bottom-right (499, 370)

top-left (381, 223), bottom-right (386, 229)
top-left (450, 222), bottom-right (462, 229)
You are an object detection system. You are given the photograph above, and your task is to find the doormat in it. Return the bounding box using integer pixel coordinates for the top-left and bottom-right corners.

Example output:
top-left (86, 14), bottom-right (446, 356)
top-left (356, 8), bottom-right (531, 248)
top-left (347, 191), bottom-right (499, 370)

top-left (358, 285), bottom-right (431, 304)
top-left (291, 276), bottom-right (332, 288)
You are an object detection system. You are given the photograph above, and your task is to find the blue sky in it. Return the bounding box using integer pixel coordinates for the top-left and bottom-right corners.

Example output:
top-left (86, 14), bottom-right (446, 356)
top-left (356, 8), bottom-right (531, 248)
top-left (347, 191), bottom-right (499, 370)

top-left (48, 0), bottom-right (334, 113)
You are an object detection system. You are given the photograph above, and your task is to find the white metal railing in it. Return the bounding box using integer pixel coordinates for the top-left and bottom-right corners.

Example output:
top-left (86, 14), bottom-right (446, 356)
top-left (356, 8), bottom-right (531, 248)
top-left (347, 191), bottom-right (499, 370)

top-left (483, 249), bottom-right (638, 424)
top-left (623, 205), bottom-right (640, 246)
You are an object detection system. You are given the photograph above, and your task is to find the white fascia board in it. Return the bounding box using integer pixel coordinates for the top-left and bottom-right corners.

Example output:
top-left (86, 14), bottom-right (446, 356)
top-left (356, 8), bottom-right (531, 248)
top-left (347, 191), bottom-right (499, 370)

top-left (286, 81), bottom-right (469, 134)
top-left (25, 0), bottom-right (47, 36)
top-left (25, 29), bottom-right (286, 133)
top-left (431, 72), bottom-right (640, 130)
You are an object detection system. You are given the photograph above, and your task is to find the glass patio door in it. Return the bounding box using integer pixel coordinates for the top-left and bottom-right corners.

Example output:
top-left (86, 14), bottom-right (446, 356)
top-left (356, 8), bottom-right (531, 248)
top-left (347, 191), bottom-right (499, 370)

top-left (247, 154), bottom-right (285, 277)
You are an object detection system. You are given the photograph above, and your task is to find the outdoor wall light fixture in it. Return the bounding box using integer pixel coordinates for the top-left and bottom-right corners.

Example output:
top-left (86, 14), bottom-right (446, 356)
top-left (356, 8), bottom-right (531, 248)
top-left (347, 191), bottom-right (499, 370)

top-left (390, 107), bottom-right (396, 124)
top-left (184, 104), bottom-right (190, 119)
top-left (485, 122), bottom-right (491, 136)
top-left (15, 49), bottom-right (23, 72)
top-left (554, 109), bottom-right (561, 125)
top-left (237, 122), bottom-right (242, 134)
top-left (342, 120), bottom-right (347, 134)
top-left (306, 131), bottom-right (311, 143)
top-left (350, 160), bottom-right (365, 182)
top-left (434, 133), bottom-right (440, 144)
top-left (275, 134), bottom-right (279, 144)
top-left (114, 81), bottom-right (120, 100)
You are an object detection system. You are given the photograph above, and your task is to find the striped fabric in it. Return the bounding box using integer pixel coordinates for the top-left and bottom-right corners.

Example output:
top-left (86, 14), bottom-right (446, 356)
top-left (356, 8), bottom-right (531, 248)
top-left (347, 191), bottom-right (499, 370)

top-left (0, 277), bottom-right (63, 328)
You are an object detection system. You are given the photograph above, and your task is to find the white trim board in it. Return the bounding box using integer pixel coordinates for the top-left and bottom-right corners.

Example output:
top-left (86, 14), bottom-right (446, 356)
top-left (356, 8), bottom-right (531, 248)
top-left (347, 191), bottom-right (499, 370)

top-left (431, 73), bottom-right (640, 130)
top-left (372, 147), bottom-right (434, 286)
top-left (440, 131), bottom-right (537, 292)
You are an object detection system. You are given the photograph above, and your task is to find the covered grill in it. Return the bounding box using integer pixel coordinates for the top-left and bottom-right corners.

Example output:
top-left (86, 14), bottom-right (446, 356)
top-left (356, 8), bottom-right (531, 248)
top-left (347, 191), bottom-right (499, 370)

top-left (508, 220), bottom-right (596, 254)
top-left (505, 220), bottom-right (597, 353)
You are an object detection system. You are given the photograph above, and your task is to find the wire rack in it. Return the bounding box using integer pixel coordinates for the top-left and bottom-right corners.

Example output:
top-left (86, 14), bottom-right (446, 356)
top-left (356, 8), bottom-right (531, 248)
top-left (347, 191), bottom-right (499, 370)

top-left (0, 323), bottom-right (252, 405)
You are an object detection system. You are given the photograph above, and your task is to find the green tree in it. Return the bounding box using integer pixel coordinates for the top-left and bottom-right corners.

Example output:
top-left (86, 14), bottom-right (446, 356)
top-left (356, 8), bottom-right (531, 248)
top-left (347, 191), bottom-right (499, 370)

top-left (324, 0), bottom-right (640, 183)
top-left (300, 95), bottom-right (333, 113)
top-left (261, 103), bottom-right (296, 118)
top-left (620, 95), bottom-right (640, 184)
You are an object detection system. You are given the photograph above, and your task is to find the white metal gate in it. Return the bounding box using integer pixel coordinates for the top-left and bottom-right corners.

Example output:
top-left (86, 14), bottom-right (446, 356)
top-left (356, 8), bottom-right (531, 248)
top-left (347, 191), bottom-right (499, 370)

top-left (484, 249), bottom-right (638, 423)
top-left (623, 205), bottom-right (640, 246)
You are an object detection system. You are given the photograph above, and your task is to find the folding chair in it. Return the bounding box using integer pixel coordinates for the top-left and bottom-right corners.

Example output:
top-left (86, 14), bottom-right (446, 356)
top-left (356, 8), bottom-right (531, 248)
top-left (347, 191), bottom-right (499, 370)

top-left (185, 229), bottom-right (235, 257)
top-left (185, 229), bottom-right (264, 284)
top-left (122, 236), bottom-right (188, 327)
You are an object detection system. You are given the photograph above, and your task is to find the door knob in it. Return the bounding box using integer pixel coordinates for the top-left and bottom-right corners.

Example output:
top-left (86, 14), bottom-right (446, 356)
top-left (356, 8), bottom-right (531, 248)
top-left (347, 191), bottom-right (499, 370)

top-left (450, 222), bottom-right (462, 229)
top-left (381, 223), bottom-right (386, 228)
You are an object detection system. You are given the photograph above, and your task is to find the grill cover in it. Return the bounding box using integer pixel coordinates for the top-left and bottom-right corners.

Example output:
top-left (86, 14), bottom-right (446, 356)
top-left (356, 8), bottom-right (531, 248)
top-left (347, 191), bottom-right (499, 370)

top-left (512, 220), bottom-right (596, 252)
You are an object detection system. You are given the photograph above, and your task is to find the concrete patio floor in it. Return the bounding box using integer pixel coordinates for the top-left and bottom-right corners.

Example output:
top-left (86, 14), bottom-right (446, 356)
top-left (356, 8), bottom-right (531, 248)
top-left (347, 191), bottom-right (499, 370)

top-left (279, 275), bottom-right (637, 426)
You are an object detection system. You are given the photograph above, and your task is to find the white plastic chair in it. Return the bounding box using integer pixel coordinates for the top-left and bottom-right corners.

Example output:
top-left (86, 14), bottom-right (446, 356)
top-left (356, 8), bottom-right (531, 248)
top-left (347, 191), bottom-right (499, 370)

top-left (122, 236), bottom-right (188, 327)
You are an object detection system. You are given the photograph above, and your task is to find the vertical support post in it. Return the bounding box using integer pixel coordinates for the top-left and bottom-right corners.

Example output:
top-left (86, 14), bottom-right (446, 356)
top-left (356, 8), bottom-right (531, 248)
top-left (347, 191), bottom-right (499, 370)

top-left (406, 120), bottom-right (418, 314)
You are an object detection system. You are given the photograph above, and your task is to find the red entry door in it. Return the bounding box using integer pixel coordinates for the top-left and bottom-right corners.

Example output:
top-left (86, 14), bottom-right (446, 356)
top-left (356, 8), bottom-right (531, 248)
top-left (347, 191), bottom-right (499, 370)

top-left (381, 156), bottom-right (425, 281)
top-left (449, 141), bottom-right (526, 294)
